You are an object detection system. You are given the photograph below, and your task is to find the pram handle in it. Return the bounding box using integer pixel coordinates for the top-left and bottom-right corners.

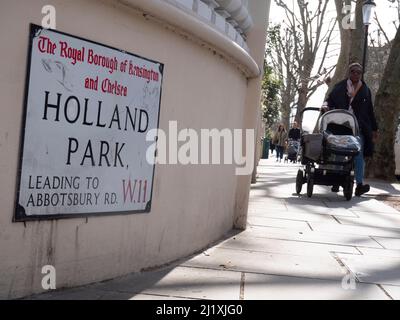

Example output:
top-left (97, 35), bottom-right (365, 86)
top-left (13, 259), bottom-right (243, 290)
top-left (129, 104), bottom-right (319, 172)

top-left (300, 107), bottom-right (321, 115)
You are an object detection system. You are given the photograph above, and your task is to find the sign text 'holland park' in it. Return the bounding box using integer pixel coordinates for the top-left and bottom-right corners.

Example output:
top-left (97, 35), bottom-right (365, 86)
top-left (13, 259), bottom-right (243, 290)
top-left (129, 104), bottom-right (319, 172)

top-left (15, 25), bottom-right (163, 221)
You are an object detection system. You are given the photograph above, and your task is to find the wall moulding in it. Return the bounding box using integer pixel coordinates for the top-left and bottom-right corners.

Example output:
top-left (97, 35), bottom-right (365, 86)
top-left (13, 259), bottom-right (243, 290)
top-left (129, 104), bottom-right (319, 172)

top-left (118, 0), bottom-right (260, 78)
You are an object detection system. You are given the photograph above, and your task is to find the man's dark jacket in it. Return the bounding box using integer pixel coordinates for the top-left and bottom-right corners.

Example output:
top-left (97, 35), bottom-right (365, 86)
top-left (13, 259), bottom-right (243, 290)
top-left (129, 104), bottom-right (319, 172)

top-left (288, 128), bottom-right (301, 140)
top-left (326, 79), bottom-right (378, 157)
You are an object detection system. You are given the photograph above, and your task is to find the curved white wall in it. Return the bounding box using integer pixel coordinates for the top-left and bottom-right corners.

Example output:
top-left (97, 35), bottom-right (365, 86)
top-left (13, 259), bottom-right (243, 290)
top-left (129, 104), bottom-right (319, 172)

top-left (0, 0), bottom-right (269, 299)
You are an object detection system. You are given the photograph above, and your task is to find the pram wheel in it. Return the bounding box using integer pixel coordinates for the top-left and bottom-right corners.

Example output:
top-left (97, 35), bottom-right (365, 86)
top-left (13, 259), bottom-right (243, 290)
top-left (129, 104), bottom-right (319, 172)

top-left (307, 173), bottom-right (314, 198)
top-left (343, 178), bottom-right (354, 201)
top-left (296, 169), bottom-right (304, 194)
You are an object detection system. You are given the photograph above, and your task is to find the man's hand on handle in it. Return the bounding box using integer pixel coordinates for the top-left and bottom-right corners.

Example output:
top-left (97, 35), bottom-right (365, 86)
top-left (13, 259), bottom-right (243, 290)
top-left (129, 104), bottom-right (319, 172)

top-left (321, 105), bottom-right (329, 114)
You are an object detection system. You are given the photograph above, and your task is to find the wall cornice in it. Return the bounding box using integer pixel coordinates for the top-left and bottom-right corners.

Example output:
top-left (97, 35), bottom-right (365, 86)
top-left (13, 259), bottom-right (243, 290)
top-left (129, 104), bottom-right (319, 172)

top-left (119, 0), bottom-right (260, 78)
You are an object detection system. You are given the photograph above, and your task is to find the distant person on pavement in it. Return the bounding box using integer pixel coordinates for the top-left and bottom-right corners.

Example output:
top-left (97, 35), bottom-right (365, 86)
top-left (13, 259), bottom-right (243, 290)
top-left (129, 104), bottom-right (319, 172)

top-left (288, 121), bottom-right (301, 141)
top-left (322, 62), bottom-right (378, 196)
top-left (273, 124), bottom-right (287, 162)
top-left (270, 139), bottom-right (275, 155)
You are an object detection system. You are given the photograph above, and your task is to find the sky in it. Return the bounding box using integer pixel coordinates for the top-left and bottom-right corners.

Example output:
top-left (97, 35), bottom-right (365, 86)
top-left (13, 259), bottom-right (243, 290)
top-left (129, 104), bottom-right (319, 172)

top-left (267, 0), bottom-right (399, 126)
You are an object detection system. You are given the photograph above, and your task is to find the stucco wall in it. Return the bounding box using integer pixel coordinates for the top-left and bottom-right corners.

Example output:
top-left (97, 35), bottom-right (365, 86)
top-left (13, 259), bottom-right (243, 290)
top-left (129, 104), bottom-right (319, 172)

top-left (0, 0), bottom-right (255, 299)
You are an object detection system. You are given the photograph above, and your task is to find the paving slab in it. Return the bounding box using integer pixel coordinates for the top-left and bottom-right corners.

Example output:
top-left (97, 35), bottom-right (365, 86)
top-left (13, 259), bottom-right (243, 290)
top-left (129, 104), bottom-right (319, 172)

top-left (285, 197), bottom-right (330, 206)
top-left (183, 247), bottom-right (346, 281)
top-left (242, 225), bottom-right (383, 248)
top-left (337, 253), bottom-right (400, 286)
top-left (284, 199), bottom-right (358, 217)
top-left (27, 287), bottom-right (106, 300)
top-left (247, 216), bottom-right (312, 231)
top-left (371, 236), bottom-right (400, 250)
top-left (92, 266), bottom-right (241, 300)
top-left (139, 267), bottom-right (241, 300)
top-left (248, 203), bottom-right (288, 212)
top-left (325, 198), bottom-right (400, 214)
top-left (309, 221), bottom-right (400, 238)
top-left (243, 273), bottom-right (388, 300)
top-left (247, 210), bottom-right (336, 223)
top-left (335, 212), bottom-right (400, 229)
top-left (357, 247), bottom-right (400, 258)
top-left (381, 285), bottom-right (400, 300)
top-left (219, 236), bottom-right (360, 256)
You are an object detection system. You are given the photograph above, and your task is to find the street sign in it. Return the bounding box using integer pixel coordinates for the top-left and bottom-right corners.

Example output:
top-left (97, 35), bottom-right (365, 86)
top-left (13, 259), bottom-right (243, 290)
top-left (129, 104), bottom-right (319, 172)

top-left (14, 24), bottom-right (163, 221)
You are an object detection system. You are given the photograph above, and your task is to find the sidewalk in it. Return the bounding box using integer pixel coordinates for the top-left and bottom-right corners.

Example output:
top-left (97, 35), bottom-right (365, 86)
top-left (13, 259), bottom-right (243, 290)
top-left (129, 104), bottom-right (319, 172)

top-left (27, 155), bottom-right (400, 300)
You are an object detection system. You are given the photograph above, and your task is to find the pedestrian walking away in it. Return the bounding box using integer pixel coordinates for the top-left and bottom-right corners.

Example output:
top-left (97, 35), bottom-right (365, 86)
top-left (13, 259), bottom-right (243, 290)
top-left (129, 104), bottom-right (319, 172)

top-left (273, 124), bottom-right (287, 162)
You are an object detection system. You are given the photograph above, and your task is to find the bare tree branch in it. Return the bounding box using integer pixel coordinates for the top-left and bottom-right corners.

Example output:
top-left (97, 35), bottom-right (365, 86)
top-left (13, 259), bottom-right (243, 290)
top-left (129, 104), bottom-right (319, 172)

top-left (374, 12), bottom-right (391, 46)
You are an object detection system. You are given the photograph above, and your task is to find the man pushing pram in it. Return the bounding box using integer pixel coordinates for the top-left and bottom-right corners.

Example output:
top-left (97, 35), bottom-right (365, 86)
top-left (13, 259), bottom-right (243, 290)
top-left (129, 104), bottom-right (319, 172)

top-left (286, 121), bottom-right (301, 163)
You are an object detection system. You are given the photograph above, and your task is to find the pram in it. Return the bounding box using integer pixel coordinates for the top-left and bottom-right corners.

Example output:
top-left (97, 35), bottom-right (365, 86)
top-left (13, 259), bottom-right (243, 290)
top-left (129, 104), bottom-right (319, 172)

top-left (296, 108), bottom-right (361, 200)
top-left (285, 139), bottom-right (300, 163)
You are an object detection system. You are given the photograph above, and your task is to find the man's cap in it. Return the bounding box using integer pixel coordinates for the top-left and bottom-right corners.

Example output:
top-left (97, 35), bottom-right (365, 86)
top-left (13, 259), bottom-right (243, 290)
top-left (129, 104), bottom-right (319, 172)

top-left (348, 62), bottom-right (363, 71)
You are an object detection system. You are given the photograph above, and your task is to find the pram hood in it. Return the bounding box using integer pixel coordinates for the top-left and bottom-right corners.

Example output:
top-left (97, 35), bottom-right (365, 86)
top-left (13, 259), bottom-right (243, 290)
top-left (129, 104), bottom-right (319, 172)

top-left (299, 108), bottom-right (361, 161)
top-left (318, 109), bottom-right (359, 136)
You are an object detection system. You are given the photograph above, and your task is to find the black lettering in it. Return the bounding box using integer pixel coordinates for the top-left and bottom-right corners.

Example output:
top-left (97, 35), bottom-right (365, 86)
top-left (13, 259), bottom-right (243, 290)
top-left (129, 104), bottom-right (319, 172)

top-left (66, 138), bottom-right (78, 165)
top-left (67, 193), bottom-right (73, 206)
top-left (96, 101), bottom-right (106, 127)
top-left (28, 176), bottom-right (34, 189)
top-left (72, 177), bottom-right (80, 189)
top-left (51, 193), bottom-right (59, 206)
top-left (43, 177), bottom-right (51, 189)
top-left (27, 194), bottom-right (35, 207)
top-left (64, 176), bottom-right (72, 189)
top-left (86, 193), bottom-right (92, 205)
top-left (138, 109), bottom-right (148, 133)
top-left (36, 176), bottom-right (42, 189)
top-left (114, 142), bottom-right (125, 167)
top-left (104, 192), bottom-right (109, 204)
top-left (80, 140), bottom-right (95, 166)
top-left (82, 98), bottom-right (94, 126)
top-left (124, 107), bottom-right (137, 131)
top-left (109, 105), bottom-right (121, 130)
top-left (43, 91), bottom-right (61, 121)
top-left (64, 96), bottom-right (81, 123)
top-left (99, 141), bottom-right (111, 167)
top-left (52, 176), bottom-right (61, 189)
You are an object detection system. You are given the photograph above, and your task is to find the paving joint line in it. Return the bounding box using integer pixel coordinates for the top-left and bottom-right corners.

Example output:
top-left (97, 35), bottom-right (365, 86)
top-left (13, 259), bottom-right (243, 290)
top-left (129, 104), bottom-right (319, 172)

top-left (376, 284), bottom-right (394, 300)
top-left (238, 234), bottom-right (384, 249)
top-left (329, 252), bottom-right (360, 282)
top-left (239, 273), bottom-right (245, 300)
top-left (248, 216), bottom-right (324, 224)
top-left (331, 215), bottom-right (342, 224)
top-left (218, 245), bottom-right (359, 256)
top-left (131, 292), bottom-right (204, 300)
top-left (96, 287), bottom-right (204, 300)
top-left (355, 247), bottom-right (364, 255)
top-left (179, 264), bottom-right (347, 283)
top-left (369, 236), bottom-right (386, 249)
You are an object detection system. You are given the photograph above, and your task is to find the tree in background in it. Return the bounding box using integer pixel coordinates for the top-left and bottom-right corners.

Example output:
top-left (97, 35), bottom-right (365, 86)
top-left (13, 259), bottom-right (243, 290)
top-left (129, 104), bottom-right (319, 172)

top-left (368, 25), bottom-right (400, 180)
top-left (261, 60), bottom-right (281, 138)
top-left (267, 0), bottom-right (336, 127)
top-left (266, 24), bottom-right (298, 129)
top-left (325, 0), bottom-right (364, 95)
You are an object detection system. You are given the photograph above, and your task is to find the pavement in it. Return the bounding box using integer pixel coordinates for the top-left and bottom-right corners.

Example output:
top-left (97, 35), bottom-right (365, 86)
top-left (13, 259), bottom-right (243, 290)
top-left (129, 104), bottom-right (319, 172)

top-left (26, 154), bottom-right (400, 300)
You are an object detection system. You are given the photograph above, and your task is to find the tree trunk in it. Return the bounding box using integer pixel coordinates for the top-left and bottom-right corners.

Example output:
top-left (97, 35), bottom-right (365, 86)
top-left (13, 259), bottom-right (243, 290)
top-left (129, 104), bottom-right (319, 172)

top-left (281, 80), bottom-right (294, 130)
top-left (368, 26), bottom-right (400, 180)
top-left (295, 81), bottom-right (309, 125)
top-left (326, 0), bottom-right (364, 96)
top-left (281, 99), bottom-right (291, 130)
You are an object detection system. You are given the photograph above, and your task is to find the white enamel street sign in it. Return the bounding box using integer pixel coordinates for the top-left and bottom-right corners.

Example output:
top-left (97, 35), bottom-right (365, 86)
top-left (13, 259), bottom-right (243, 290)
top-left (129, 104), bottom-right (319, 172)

top-left (14, 25), bottom-right (163, 221)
